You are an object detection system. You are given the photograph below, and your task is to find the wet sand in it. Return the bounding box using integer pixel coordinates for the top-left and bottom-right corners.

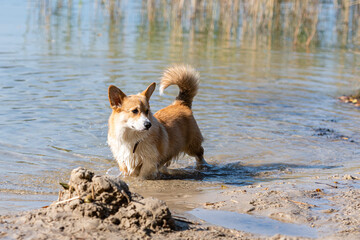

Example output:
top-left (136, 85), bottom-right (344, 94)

top-left (197, 175), bottom-right (360, 239)
top-left (0, 168), bottom-right (359, 239)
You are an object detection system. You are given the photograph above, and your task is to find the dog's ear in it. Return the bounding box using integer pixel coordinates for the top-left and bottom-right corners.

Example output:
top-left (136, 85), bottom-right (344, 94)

top-left (141, 82), bottom-right (156, 101)
top-left (108, 85), bottom-right (126, 109)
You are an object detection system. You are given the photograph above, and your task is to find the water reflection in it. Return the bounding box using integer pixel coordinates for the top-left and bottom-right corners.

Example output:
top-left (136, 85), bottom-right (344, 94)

top-left (31, 0), bottom-right (360, 51)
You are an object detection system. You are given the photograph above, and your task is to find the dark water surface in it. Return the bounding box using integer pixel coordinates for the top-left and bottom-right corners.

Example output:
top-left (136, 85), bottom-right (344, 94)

top-left (1, 1), bottom-right (360, 213)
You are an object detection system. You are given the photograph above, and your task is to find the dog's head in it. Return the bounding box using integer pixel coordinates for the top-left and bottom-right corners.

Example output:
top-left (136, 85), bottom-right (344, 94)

top-left (108, 83), bottom-right (156, 132)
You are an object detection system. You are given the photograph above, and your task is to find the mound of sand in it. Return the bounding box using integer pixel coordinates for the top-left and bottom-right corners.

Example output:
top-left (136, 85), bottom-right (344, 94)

top-left (0, 167), bottom-right (175, 239)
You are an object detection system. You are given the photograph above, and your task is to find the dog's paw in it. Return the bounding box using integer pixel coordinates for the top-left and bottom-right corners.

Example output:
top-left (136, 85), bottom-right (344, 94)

top-left (196, 161), bottom-right (212, 171)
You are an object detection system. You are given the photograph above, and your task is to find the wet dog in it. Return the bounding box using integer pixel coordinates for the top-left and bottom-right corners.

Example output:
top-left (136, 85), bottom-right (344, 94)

top-left (107, 65), bottom-right (207, 179)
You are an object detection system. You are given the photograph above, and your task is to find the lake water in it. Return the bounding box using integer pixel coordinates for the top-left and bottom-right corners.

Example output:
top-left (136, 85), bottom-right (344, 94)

top-left (1, 0), bottom-right (360, 214)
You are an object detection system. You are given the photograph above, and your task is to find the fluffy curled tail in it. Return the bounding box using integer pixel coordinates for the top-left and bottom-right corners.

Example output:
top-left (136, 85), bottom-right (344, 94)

top-left (160, 65), bottom-right (200, 108)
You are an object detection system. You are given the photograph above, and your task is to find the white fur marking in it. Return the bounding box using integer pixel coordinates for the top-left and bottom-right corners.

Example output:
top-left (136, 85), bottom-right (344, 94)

top-left (159, 85), bottom-right (165, 95)
top-left (127, 114), bottom-right (149, 131)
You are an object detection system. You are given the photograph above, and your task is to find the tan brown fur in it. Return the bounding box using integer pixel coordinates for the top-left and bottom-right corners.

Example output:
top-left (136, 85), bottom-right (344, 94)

top-left (108, 65), bottom-right (206, 179)
top-left (160, 65), bottom-right (200, 108)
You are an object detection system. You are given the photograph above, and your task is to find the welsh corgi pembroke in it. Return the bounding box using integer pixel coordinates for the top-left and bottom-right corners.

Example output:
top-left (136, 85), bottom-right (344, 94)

top-left (107, 65), bottom-right (207, 179)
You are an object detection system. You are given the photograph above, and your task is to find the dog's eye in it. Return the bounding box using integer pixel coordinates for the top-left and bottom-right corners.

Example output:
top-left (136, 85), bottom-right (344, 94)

top-left (145, 109), bottom-right (149, 115)
top-left (132, 109), bottom-right (138, 114)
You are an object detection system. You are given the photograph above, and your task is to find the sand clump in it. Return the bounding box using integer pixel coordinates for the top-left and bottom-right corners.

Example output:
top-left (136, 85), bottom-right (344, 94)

top-left (0, 167), bottom-right (175, 239)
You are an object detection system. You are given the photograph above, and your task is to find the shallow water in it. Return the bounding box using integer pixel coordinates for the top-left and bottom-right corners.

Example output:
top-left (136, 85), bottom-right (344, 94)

top-left (1, 0), bottom-right (360, 216)
top-left (189, 208), bottom-right (318, 238)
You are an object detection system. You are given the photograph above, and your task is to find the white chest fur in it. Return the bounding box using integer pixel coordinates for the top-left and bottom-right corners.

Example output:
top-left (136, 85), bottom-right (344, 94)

top-left (107, 132), bottom-right (159, 176)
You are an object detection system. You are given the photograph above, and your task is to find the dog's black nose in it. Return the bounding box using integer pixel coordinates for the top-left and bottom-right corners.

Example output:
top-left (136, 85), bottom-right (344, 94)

top-left (144, 121), bottom-right (152, 130)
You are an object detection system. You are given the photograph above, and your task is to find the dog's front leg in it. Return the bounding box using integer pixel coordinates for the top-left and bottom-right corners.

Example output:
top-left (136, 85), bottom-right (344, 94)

top-left (138, 162), bottom-right (159, 180)
top-left (118, 162), bottom-right (129, 176)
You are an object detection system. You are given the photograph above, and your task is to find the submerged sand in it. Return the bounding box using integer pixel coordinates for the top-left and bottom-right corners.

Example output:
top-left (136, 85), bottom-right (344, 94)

top-left (0, 168), bottom-right (359, 240)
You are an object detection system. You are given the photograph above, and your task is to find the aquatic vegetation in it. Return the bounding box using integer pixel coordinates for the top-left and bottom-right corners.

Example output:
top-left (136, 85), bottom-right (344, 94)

top-left (34, 0), bottom-right (360, 49)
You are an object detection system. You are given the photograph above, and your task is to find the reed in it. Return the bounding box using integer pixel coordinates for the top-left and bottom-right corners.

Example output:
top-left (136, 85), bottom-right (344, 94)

top-left (34, 0), bottom-right (360, 49)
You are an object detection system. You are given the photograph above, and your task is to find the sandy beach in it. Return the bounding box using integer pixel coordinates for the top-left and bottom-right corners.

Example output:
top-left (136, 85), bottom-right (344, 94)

top-left (0, 167), bottom-right (359, 240)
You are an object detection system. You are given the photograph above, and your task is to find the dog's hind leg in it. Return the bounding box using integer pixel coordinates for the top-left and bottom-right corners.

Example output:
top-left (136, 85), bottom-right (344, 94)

top-left (186, 145), bottom-right (209, 170)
